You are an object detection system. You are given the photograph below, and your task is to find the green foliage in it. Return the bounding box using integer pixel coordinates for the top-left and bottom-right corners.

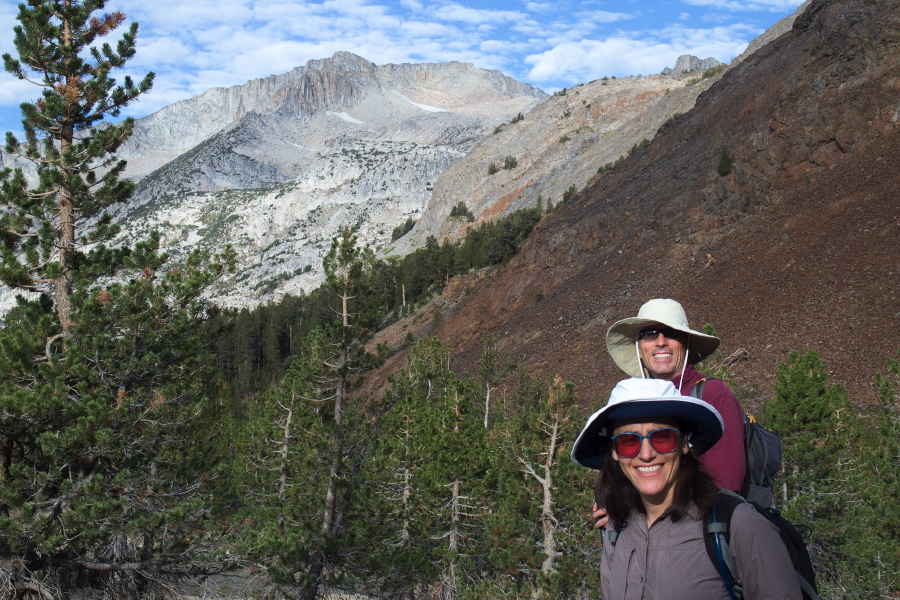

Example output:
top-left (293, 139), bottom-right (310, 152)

top-left (562, 184), bottom-right (578, 203)
top-left (510, 112), bottom-right (524, 124)
top-left (554, 87), bottom-right (568, 97)
top-left (350, 342), bottom-right (601, 599)
top-left (354, 337), bottom-right (492, 598)
top-left (702, 64), bottom-right (726, 79)
top-left (717, 146), bottom-right (734, 176)
top-left (227, 328), bottom-right (373, 595)
top-left (488, 162), bottom-right (499, 175)
top-left (392, 216), bottom-right (417, 241)
top-left (682, 65), bottom-right (726, 85)
top-left (503, 155), bottom-right (518, 170)
top-left (766, 351), bottom-right (899, 598)
top-left (628, 138), bottom-right (650, 156)
top-left (666, 111), bottom-right (684, 125)
top-left (0, 3), bottom-right (234, 596)
top-left (598, 155), bottom-right (626, 174)
top-left (480, 371), bottom-right (600, 599)
top-left (449, 201), bottom-right (475, 222)
top-left (559, 134), bottom-right (571, 143)
top-left (234, 227), bottom-right (382, 598)
top-left (209, 200), bottom-right (546, 398)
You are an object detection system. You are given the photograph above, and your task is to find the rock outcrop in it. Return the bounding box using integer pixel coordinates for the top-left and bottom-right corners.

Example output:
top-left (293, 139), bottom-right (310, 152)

top-left (661, 55), bottom-right (723, 75)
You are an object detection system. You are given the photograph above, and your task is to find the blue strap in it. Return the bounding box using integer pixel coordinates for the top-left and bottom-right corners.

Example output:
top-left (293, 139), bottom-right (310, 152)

top-left (712, 498), bottom-right (740, 600)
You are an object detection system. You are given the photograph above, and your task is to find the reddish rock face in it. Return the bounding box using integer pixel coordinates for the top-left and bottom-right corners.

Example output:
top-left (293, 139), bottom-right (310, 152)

top-left (365, 0), bottom-right (900, 409)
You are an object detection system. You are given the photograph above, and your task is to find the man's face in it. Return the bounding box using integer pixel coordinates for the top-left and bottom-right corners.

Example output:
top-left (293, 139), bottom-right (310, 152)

top-left (637, 326), bottom-right (688, 380)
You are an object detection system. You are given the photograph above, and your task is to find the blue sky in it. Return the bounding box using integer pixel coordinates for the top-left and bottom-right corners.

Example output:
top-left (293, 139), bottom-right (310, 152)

top-left (0, 0), bottom-right (805, 136)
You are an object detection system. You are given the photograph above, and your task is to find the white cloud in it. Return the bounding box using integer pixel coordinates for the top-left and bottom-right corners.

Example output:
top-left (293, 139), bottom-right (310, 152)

top-left (0, 79), bottom-right (32, 106)
top-left (401, 20), bottom-right (453, 37)
top-left (581, 10), bottom-right (634, 24)
top-left (682, 0), bottom-right (803, 11)
top-left (433, 4), bottom-right (525, 25)
top-left (0, 6), bottom-right (18, 56)
top-left (525, 24), bottom-right (752, 82)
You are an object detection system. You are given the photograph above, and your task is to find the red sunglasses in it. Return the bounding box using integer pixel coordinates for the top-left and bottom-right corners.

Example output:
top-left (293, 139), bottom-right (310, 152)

top-left (610, 427), bottom-right (681, 458)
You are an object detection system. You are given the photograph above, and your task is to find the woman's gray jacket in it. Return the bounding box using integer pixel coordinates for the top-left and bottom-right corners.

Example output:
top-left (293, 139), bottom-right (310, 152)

top-left (601, 502), bottom-right (802, 600)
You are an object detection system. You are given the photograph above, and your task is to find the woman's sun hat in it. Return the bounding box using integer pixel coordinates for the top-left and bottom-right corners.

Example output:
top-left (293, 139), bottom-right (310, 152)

top-left (606, 298), bottom-right (721, 378)
top-left (571, 378), bottom-right (724, 469)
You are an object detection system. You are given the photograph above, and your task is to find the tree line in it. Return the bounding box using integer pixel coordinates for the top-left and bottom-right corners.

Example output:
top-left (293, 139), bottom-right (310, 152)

top-left (208, 205), bottom-right (544, 404)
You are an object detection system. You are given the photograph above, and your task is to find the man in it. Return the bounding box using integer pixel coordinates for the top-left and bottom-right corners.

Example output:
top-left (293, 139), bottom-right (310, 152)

top-left (593, 298), bottom-right (746, 527)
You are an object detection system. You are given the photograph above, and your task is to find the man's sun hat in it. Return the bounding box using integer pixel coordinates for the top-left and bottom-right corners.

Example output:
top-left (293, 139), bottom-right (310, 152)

top-left (606, 298), bottom-right (721, 378)
top-left (571, 378), bottom-right (724, 469)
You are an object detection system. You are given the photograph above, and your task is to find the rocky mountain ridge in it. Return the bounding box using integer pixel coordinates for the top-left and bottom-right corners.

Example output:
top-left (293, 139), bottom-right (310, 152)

top-left (106, 50), bottom-right (729, 307)
top-left (107, 52), bottom-right (546, 306)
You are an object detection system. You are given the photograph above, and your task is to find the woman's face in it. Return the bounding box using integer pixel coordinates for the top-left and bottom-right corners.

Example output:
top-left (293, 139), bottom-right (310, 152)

top-left (611, 417), bottom-right (689, 508)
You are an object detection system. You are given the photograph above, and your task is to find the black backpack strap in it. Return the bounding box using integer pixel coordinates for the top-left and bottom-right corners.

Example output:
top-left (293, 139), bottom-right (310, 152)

top-left (705, 490), bottom-right (745, 600)
top-left (688, 377), bottom-right (711, 400)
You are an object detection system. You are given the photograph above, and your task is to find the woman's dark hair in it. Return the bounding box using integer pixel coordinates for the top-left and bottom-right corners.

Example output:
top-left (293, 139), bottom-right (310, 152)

top-left (594, 426), bottom-right (717, 529)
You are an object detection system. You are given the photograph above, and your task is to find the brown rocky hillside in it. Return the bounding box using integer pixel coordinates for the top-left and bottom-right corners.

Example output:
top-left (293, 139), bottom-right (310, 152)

top-left (365, 0), bottom-right (900, 412)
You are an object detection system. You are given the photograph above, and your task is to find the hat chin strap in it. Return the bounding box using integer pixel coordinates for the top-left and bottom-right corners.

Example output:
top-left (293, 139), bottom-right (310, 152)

top-left (677, 338), bottom-right (691, 392)
top-left (634, 340), bottom-right (647, 378)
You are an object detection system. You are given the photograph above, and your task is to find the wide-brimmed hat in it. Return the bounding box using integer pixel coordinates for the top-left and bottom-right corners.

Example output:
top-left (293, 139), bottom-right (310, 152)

top-left (571, 378), bottom-right (724, 469)
top-left (606, 298), bottom-right (720, 378)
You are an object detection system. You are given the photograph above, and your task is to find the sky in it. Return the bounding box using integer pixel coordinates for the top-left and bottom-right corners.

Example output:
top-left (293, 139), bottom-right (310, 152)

top-left (0, 0), bottom-right (806, 136)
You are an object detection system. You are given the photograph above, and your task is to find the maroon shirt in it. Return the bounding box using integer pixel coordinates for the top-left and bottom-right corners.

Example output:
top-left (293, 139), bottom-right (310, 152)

top-left (670, 364), bottom-right (746, 492)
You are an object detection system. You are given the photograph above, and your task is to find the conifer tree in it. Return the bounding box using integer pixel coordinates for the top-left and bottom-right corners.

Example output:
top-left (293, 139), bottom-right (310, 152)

top-left (228, 329), bottom-right (342, 597)
top-left (357, 337), bottom-right (493, 600)
top-left (0, 2), bottom-right (234, 596)
top-left (481, 372), bottom-right (600, 599)
top-left (280, 226), bottom-right (380, 600)
top-left (766, 350), bottom-right (899, 597)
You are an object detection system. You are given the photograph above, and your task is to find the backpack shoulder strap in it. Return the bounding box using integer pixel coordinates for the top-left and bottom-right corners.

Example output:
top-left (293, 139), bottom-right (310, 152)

top-left (705, 490), bottom-right (745, 600)
top-left (688, 377), bottom-right (713, 400)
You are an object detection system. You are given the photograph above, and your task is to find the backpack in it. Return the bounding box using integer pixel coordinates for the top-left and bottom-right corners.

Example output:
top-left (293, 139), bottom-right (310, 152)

top-left (689, 378), bottom-right (783, 508)
top-left (706, 490), bottom-right (819, 600)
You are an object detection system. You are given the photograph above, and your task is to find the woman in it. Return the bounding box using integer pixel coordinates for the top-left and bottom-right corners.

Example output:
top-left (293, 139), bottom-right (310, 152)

top-left (572, 378), bottom-right (800, 600)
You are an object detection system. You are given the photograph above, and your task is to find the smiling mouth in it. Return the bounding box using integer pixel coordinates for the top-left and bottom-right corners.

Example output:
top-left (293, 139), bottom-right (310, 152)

top-left (635, 465), bottom-right (662, 474)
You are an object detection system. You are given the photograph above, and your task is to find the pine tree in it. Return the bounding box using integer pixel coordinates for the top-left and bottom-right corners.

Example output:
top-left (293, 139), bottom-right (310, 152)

top-left (356, 337), bottom-right (493, 600)
top-left (0, 2), bottom-right (234, 596)
top-left (281, 226), bottom-right (380, 600)
top-left (765, 350), bottom-right (899, 597)
top-left (481, 372), bottom-right (600, 599)
top-left (2, 0), bottom-right (154, 333)
top-left (228, 329), bottom-right (342, 597)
